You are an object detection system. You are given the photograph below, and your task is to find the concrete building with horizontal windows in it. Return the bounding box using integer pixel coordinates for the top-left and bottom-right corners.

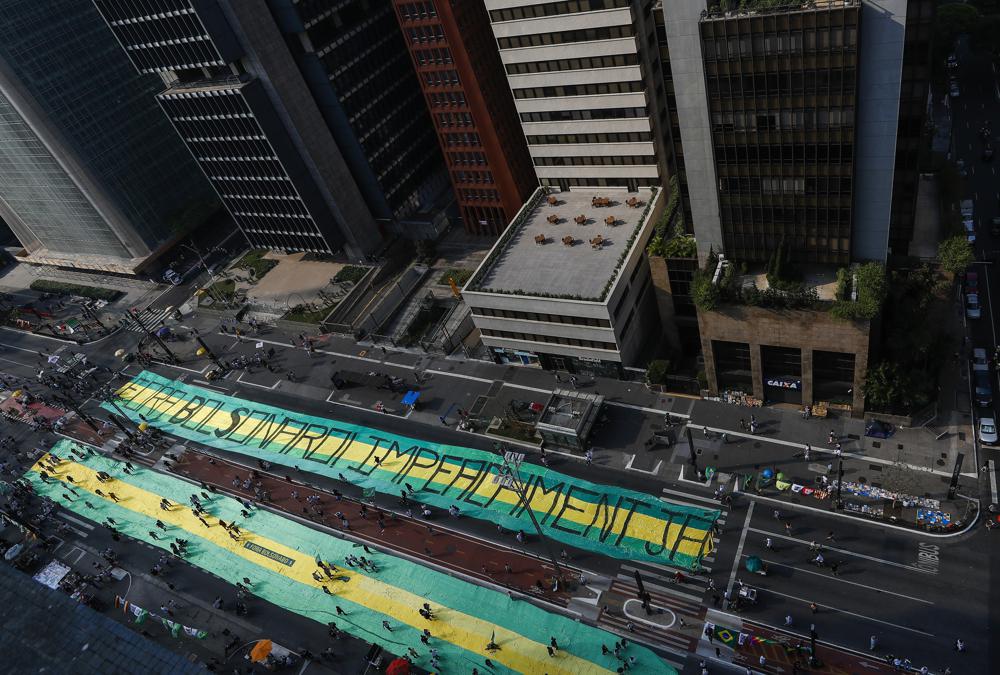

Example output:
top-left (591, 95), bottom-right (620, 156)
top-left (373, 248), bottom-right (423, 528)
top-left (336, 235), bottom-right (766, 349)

top-left (464, 186), bottom-right (664, 377)
top-left (485, 0), bottom-right (672, 192)
top-left (651, 0), bottom-right (933, 414)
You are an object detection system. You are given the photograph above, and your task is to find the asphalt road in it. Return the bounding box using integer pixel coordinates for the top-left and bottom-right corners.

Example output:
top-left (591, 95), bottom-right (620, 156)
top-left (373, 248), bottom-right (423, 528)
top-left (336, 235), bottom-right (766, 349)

top-left (0, 250), bottom-right (996, 673)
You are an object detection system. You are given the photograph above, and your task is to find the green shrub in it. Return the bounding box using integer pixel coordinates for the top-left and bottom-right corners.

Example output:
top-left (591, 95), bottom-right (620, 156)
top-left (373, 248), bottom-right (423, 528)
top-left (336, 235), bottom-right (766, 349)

top-left (692, 269), bottom-right (720, 311)
top-left (235, 249), bottom-right (278, 279)
top-left (830, 262), bottom-right (886, 320)
top-left (437, 268), bottom-right (474, 286)
top-left (29, 279), bottom-right (121, 301)
top-left (646, 359), bottom-right (673, 385)
top-left (334, 265), bottom-right (369, 284)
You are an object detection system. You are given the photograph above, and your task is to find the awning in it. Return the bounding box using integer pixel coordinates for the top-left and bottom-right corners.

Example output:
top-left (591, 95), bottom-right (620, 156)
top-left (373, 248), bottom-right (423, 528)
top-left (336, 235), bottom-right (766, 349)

top-left (402, 390), bottom-right (420, 406)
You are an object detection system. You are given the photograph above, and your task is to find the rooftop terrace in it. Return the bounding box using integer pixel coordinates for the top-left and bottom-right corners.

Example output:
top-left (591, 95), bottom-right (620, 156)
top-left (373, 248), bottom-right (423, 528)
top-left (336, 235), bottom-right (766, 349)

top-left (467, 187), bottom-right (658, 302)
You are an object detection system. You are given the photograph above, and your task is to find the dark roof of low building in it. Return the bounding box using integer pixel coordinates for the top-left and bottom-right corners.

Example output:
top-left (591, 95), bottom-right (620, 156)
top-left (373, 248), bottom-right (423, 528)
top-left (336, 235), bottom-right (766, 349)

top-left (0, 561), bottom-right (205, 674)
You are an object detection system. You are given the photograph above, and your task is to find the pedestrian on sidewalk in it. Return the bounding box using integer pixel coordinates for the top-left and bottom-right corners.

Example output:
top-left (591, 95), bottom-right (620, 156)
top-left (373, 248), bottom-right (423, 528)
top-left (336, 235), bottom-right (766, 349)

top-left (869, 635), bottom-right (878, 651)
top-left (765, 536), bottom-right (774, 550)
top-left (785, 615), bottom-right (793, 626)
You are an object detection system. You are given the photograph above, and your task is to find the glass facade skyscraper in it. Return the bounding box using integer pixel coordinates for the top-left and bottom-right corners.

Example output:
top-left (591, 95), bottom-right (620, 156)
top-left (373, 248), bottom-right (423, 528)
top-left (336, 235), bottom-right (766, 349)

top-left (0, 0), bottom-right (217, 273)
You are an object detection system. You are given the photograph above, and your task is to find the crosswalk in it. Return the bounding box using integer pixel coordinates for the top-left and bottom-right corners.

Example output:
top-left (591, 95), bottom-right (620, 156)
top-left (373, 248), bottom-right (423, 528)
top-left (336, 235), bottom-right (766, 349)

top-left (121, 306), bottom-right (172, 333)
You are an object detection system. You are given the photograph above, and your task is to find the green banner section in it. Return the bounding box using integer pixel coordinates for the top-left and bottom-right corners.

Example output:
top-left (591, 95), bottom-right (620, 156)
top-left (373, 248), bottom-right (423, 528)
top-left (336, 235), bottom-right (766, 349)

top-left (106, 371), bottom-right (718, 568)
top-left (25, 441), bottom-right (672, 675)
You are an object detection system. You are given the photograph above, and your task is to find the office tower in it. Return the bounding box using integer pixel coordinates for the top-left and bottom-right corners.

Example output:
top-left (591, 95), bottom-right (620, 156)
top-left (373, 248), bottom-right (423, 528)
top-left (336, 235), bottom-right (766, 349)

top-left (0, 0), bottom-right (218, 274)
top-left (93, 0), bottom-right (449, 257)
top-left (485, 0), bottom-right (673, 192)
top-left (657, 0), bottom-right (933, 413)
top-left (393, 0), bottom-right (537, 237)
top-left (663, 0), bottom-right (930, 264)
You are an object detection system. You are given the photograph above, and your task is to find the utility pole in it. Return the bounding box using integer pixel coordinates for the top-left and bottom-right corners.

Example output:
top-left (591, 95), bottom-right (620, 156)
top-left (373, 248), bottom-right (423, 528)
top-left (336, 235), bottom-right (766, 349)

top-left (54, 394), bottom-right (99, 433)
top-left (495, 447), bottom-right (564, 579)
top-left (99, 386), bottom-right (137, 438)
top-left (128, 308), bottom-right (177, 363)
top-left (835, 457), bottom-right (845, 509)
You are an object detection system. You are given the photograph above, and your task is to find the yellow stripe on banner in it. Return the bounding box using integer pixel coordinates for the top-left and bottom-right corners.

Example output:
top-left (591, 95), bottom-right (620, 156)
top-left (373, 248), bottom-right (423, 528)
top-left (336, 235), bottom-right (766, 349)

top-left (28, 457), bottom-right (614, 675)
top-left (114, 382), bottom-right (710, 559)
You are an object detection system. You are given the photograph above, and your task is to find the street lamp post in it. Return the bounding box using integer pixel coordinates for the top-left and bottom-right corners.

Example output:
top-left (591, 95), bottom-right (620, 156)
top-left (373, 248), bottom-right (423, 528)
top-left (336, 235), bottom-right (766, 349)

top-left (685, 425), bottom-right (700, 480)
top-left (98, 386), bottom-right (137, 439)
top-left (54, 394), bottom-right (100, 433)
top-left (835, 457), bottom-right (844, 509)
top-left (496, 448), bottom-right (565, 579)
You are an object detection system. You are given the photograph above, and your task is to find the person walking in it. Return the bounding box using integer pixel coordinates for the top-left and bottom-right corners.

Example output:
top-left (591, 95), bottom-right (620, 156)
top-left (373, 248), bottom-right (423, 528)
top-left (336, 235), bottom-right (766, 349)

top-left (785, 615), bottom-right (793, 626)
top-left (784, 521), bottom-right (793, 536)
top-left (803, 444), bottom-right (811, 461)
top-left (765, 537), bottom-right (774, 550)
top-left (382, 620), bottom-right (392, 632)
top-left (869, 635), bottom-right (878, 651)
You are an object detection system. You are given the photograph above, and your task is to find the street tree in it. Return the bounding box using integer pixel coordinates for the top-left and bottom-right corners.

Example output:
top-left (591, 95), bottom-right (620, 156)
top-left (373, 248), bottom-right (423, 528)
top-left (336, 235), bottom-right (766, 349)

top-left (937, 236), bottom-right (974, 277)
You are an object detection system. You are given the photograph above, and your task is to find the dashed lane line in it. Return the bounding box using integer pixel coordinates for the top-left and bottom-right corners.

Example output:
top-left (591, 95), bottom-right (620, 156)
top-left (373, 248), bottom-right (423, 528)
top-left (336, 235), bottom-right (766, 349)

top-left (746, 527), bottom-right (935, 575)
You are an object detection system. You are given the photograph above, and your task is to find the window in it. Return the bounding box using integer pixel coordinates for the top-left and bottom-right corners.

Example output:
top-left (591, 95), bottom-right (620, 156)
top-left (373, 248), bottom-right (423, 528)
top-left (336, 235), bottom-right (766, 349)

top-left (520, 107), bottom-right (647, 122)
top-left (526, 131), bottom-right (652, 144)
top-left (490, 0), bottom-right (629, 22)
top-left (506, 53), bottom-right (638, 75)
top-left (497, 25), bottom-right (632, 50)
top-left (513, 80), bottom-right (643, 99)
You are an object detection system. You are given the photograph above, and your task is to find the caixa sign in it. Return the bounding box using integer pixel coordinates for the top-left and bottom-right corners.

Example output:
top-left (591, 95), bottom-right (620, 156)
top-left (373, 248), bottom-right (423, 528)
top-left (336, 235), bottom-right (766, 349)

top-left (766, 378), bottom-right (801, 390)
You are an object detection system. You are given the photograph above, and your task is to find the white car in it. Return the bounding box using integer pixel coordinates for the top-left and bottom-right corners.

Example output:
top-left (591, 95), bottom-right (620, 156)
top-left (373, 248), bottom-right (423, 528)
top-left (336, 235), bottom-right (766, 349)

top-left (973, 347), bottom-right (990, 371)
top-left (966, 293), bottom-right (981, 319)
top-left (964, 219), bottom-right (976, 243)
top-left (979, 417), bottom-right (997, 445)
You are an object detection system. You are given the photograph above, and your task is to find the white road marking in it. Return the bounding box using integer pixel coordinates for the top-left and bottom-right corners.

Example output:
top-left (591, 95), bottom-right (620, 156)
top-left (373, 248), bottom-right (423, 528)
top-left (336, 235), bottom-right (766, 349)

top-left (747, 527), bottom-right (934, 574)
top-left (762, 587), bottom-right (935, 636)
top-left (661, 487), bottom-right (724, 507)
top-left (624, 454), bottom-right (662, 474)
top-left (192, 379), bottom-right (228, 392)
top-left (745, 555), bottom-right (933, 604)
top-left (56, 512), bottom-right (94, 530)
top-left (698, 424), bottom-right (975, 478)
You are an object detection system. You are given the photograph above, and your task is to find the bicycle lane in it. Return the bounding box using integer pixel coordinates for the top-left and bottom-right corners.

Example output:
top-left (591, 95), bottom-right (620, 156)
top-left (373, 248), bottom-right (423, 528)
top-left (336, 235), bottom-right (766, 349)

top-left (171, 448), bottom-right (570, 602)
top-left (24, 440), bottom-right (673, 675)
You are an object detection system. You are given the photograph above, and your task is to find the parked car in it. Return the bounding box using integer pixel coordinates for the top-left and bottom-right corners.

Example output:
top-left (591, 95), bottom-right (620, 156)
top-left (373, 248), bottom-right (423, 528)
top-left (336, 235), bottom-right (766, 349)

top-left (966, 293), bottom-right (981, 319)
top-left (966, 271), bottom-right (979, 291)
top-left (975, 369), bottom-right (993, 406)
top-left (980, 418), bottom-right (998, 445)
top-left (965, 219), bottom-right (976, 243)
top-left (973, 347), bottom-right (990, 371)
top-left (865, 420), bottom-right (895, 439)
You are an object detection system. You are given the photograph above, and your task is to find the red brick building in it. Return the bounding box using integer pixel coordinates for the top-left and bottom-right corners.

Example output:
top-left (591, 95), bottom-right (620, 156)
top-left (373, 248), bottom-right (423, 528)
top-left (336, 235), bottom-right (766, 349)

top-left (393, 0), bottom-right (536, 237)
